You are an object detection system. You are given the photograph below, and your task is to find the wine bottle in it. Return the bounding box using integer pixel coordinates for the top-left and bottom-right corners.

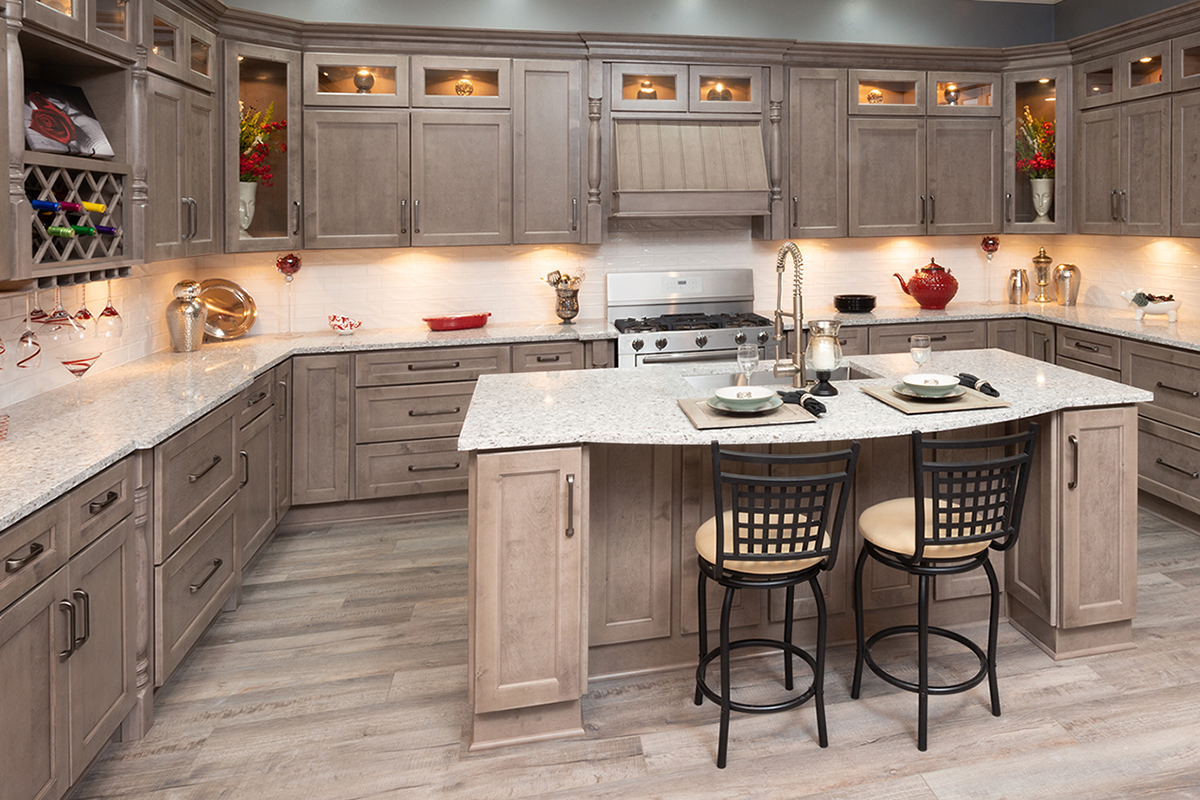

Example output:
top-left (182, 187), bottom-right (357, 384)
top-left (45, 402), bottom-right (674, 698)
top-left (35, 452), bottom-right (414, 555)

top-left (30, 199), bottom-right (59, 212)
top-left (47, 226), bottom-right (75, 238)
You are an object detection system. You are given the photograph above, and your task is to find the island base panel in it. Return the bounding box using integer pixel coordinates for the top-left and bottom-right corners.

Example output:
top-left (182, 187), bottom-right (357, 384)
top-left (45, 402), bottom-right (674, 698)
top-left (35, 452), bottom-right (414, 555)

top-left (1008, 596), bottom-right (1135, 660)
top-left (470, 700), bottom-right (585, 751)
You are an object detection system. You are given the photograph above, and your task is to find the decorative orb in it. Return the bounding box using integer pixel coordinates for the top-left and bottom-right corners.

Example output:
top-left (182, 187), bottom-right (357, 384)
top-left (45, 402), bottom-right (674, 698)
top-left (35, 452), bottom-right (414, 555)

top-left (637, 79), bottom-right (657, 100)
top-left (943, 84), bottom-right (960, 105)
top-left (456, 78), bottom-right (474, 96)
top-left (867, 88), bottom-right (884, 104)
top-left (354, 69), bottom-right (375, 93)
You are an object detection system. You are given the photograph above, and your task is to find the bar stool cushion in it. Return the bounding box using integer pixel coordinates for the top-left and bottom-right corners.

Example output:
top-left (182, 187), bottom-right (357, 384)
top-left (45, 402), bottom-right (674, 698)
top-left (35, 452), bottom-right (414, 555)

top-left (696, 510), bottom-right (829, 575)
top-left (859, 498), bottom-right (990, 559)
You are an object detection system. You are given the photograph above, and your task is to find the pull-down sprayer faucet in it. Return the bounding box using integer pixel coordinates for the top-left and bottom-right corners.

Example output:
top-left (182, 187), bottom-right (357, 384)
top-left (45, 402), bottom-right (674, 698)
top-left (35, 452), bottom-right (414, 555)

top-left (772, 241), bottom-right (807, 388)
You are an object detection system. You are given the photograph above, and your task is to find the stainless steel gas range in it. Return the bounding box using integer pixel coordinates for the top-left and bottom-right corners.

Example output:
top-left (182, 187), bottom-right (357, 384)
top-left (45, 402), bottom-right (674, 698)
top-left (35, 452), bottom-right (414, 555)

top-left (607, 269), bottom-right (774, 367)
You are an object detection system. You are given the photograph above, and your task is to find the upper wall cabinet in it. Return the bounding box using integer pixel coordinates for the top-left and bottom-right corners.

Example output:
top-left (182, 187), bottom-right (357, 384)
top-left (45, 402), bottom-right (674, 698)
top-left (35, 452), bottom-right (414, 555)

top-left (22, 0), bottom-right (140, 61)
top-left (1076, 97), bottom-right (1170, 236)
top-left (1077, 43), bottom-right (1171, 110)
top-left (411, 56), bottom-right (511, 109)
top-left (224, 42), bottom-right (303, 252)
top-left (849, 69), bottom-right (926, 115)
top-left (610, 63), bottom-right (689, 112)
top-left (788, 68), bottom-right (847, 238)
top-left (927, 72), bottom-right (999, 116)
top-left (146, 3), bottom-right (216, 92)
top-left (1173, 31), bottom-right (1200, 93)
top-left (513, 59), bottom-right (583, 244)
top-left (1003, 67), bottom-right (1068, 233)
top-left (688, 65), bottom-right (762, 114)
top-left (303, 53), bottom-right (409, 107)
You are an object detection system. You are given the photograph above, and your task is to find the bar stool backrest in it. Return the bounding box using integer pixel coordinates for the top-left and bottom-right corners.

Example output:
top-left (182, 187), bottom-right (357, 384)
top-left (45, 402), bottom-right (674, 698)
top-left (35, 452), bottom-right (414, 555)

top-left (910, 425), bottom-right (1039, 562)
top-left (711, 442), bottom-right (860, 578)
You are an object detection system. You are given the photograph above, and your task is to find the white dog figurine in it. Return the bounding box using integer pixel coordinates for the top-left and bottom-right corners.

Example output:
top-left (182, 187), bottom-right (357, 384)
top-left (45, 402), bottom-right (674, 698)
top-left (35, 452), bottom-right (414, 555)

top-left (1121, 290), bottom-right (1181, 322)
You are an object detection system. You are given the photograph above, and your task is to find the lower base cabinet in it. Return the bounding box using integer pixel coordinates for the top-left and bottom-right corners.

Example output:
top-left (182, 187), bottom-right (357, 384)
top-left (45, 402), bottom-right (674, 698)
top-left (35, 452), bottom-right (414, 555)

top-left (235, 407), bottom-right (277, 569)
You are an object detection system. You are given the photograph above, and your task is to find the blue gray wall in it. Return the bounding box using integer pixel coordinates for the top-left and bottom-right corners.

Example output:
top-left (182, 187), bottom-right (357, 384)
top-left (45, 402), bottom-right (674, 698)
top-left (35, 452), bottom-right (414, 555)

top-left (1054, 0), bottom-right (1186, 40)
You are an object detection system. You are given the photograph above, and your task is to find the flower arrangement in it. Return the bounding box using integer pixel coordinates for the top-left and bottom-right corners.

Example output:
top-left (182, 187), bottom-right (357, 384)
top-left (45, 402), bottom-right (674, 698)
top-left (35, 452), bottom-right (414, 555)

top-left (1016, 105), bottom-right (1055, 179)
top-left (239, 101), bottom-right (287, 186)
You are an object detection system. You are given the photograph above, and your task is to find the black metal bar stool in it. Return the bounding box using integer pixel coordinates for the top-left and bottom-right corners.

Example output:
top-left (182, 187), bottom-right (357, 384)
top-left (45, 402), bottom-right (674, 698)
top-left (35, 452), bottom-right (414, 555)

top-left (851, 425), bottom-right (1038, 751)
top-left (694, 440), bottom-right (860, 768)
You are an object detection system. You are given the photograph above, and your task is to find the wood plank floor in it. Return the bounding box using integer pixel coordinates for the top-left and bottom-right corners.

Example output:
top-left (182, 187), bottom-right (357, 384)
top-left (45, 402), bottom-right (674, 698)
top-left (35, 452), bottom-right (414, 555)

top-left (68, 510), bottom-right (1200, 799)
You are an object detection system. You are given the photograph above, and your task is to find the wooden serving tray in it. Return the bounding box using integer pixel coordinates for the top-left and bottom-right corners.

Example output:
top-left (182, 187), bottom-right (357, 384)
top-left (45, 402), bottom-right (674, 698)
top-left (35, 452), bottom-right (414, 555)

top-left (860, 385), bottom-right (1010, 415)
top-left (677, 398), bottom-right (817, 430)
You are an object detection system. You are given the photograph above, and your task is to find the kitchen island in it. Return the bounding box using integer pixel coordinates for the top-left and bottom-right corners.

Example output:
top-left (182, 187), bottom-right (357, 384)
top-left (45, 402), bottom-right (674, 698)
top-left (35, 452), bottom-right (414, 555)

top-left (459, 349), bottom-right (1152, 749)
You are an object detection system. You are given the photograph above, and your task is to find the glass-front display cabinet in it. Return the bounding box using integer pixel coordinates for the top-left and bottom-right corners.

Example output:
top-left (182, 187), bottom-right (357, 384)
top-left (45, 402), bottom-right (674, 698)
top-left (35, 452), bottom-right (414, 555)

top-left (145, 3), bottom-right (215, 91)
top-left (303, 53), bottom-right (409, 107)
top-left (411, 56), bottom-right (510, 109)
top-left (927, 72), bottom-right (999, 116)
top-left (1174, 31), bottom-right (1200, 93)
top-left (224, 41), bottom-right (302, 252)
top-left (849, 69), bottom-right (925, 115)
top-left (23, 0), bottom-right (139, 60)
top-left (1003, 67), bottom-right (1068, 233)
top-left (610, 63), bottom-right (689, 112)
top-left (688, 66), bottom-right (761, 113)
top-left (1078, 44), bottom-right (1170, 109)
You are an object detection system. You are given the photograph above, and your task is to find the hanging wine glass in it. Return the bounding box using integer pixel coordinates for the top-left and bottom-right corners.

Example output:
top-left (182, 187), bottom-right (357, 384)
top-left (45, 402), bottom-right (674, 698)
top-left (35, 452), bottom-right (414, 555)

top-left (96, 279), bottom-right (123, 342)
top-left (275, 253), bottom-right (302, 338)
top-left (28, 289), bottom-right (46, 324)
top-left (73, 283), bottom-right (94, 328)
top-left (0, 327), bottom-right (5, 372)
top-left (16, 294), bottom-right (41, 370)
top-left (44, 286), bottom-right (75, 330)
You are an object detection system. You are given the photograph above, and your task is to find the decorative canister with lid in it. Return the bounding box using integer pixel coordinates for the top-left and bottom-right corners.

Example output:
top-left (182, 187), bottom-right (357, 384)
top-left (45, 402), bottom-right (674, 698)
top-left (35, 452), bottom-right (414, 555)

top-left (167, 280), bottom-right (207, 352)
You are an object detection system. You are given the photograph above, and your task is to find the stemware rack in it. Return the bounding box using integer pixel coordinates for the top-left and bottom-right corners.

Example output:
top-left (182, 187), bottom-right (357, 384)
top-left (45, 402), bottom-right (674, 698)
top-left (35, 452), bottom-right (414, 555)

top-left (23, 152), bottom-right (128, 269)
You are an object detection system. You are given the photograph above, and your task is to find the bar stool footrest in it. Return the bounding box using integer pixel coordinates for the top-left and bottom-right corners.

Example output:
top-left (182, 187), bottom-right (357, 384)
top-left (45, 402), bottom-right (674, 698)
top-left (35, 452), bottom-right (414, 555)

top-left (696, 637), bottom-right (818, 714)
top-left (862, 624), bottom-right (988, 696)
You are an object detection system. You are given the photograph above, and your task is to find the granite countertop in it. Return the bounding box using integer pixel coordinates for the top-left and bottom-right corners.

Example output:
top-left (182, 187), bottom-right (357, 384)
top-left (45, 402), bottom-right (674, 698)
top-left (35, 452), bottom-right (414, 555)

top-left (457, 349), bottom-right (1152, 451)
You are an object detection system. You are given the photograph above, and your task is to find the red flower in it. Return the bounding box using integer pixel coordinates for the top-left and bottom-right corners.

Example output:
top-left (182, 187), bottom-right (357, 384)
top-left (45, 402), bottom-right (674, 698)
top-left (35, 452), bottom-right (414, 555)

top-left (28, 93), bottom-right (76, 145)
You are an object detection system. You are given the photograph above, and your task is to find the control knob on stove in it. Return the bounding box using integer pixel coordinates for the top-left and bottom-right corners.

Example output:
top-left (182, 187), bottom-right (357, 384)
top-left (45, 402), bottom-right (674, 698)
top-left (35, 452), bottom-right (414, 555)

top-left (655, 337), bottom-right (668, 350)
top-left (757, 331), bottom-right (770, 345)
top-left (631, 338), bottom-right (644, 351)
top-left (695, 334), bottom-right (708, 348)
top-left (734, 331), bottom-right (747, 345)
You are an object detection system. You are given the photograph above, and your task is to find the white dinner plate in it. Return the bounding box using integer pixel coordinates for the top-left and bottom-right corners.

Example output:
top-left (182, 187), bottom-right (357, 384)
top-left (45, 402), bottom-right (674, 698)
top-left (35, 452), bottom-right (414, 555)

top-left (891, 383), bottom-right (966, 402)
top-left (706, 395), bottom-right (784, 415)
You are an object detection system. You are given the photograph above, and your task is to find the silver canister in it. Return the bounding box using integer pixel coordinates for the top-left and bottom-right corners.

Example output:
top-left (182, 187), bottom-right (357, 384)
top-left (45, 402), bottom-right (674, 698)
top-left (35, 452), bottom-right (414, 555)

top-left (1054, 263), bottom-right (1082, 306)
top-left (1007, 268), bottom-right (1029, 304)
top-left (167, 280), bottom-right (208, 352)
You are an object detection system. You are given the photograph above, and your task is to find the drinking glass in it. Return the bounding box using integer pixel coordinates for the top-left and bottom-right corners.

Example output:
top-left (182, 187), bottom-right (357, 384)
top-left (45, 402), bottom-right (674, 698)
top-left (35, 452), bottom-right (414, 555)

top-left (96, 280), bottom-right (123, 342)
top-left (73, 284), bottom-right (94, 327)
top-left (17, 294), bottom-right (41, 369)
top-left (276, 253), bottom-right (302, 338)
top-left (57, 338), bottom-right (101, 406)
top-left (737, 343), bottom-right (759, 386)
top-left (910, 334), bottom-right (932, 370)
top-left (28, 290), bottom-right (46, 324)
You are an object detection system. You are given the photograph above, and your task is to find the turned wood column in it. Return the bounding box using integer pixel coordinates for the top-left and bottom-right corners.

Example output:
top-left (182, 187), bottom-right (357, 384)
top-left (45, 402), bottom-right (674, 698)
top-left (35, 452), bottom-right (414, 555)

top-left (120, 450), bottom-right (155, 740)
top-left (5, 0), bottom-right (30, 274)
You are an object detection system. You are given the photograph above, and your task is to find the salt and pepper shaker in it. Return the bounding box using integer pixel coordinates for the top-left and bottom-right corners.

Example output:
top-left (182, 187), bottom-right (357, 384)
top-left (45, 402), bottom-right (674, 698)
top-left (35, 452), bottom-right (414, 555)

top-left (166, 280), bottom-right (207, 352)
top-left (1031, 247), bottom-right (1055, 303)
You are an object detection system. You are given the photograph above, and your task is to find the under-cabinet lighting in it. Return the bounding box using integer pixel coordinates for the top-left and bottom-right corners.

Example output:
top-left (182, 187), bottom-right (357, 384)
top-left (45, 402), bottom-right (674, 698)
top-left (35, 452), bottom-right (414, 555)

top-left (237, 55), bottom-right (244, 61)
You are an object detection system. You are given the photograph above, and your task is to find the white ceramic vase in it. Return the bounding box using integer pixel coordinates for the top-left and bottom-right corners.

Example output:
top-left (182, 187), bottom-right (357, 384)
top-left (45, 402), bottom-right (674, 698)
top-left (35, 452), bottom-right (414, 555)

top-left (1030, 177), bottom-right (1054, 223)
top-left (238, 181), bottom-right (257, 237)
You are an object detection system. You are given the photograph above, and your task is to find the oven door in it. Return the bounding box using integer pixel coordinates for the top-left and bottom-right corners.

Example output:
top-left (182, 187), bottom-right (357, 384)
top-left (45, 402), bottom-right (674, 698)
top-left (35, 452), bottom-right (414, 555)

top-left (633, 346), bottom-right (765, 367)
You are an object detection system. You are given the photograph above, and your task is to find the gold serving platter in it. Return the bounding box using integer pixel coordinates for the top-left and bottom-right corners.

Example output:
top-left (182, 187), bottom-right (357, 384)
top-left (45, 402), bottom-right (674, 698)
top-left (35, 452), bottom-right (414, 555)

top-left (198, 278), bottom-right (257, 340)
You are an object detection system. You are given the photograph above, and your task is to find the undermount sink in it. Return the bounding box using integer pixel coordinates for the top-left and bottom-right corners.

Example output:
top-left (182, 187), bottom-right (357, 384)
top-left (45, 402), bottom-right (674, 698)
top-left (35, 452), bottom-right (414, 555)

top-left (683, 365), bottom-right (856, 392)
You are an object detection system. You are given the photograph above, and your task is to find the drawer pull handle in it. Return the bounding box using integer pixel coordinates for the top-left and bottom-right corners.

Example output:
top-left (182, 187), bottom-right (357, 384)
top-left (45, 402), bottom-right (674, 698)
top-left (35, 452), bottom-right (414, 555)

top-left (60, 600), bottom-right (77, 659)
top-left (408, 407), bottom-right (461, 417)
top-left (73, 589), bottom-right (90, 647)
top-left (189, 558), bottom-right (223, 594)
top-left (1073, 342), bottom-right (1100, 352)
top-left (407, 361), bottom-right (460, 371)
top-left (908, 335), bottom-right (947, 342)
top-left (188, 455), bottom-right (222, 483)
top-left (407, 463), bottom-right (461, 473)
top-left (1156, 458), bottom-right (1199, 479)
top-left (88, 490), bottom-right (119, 515)
top-left (1068, 434), bottom-right (1079, 490)
top-left (5, 542), bottom-right (44, 573)
top-left (239, 451), bottom-right (249, 489)
top-left (1155, 381), bottom-right (1199, 398)
top-left (566, 474), bottom-right (576, 538)
top-left (536, 355), bottom-right (561, 363)
top-left (246, 390), bottom-right (268, 407)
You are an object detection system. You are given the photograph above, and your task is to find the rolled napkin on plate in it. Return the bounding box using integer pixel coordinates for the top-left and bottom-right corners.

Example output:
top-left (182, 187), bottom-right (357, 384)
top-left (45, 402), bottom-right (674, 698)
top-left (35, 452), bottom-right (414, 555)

top-left (777, 390), bottom-right (828, 416)
top-left (957, 372), bottom-right (1000, 397)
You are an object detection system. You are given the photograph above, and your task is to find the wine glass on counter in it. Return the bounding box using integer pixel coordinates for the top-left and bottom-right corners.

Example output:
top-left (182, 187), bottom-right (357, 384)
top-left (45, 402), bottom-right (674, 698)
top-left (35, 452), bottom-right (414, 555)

top-left (17, 294), bottom-right (41, 369)
top-left (276, 253), bottom-right (302, 338)
top-left (57, 337), bottom-right (102, 406)
top-left (737, 343), bottom-right (759, 386)
top-left (910, 334), bottom-right (932, 371)
top-left (96, 280), bottom-right (123, 342)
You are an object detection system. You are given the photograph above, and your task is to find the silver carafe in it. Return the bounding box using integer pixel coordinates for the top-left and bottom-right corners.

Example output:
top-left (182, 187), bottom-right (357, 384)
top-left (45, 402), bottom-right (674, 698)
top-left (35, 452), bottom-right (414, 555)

top-left (1007, 268), bottom-right (1029, 304)
top-left (1054, 263), bottom-right (1081, 306)
top-left (167, 280), bottom-right (207, 352)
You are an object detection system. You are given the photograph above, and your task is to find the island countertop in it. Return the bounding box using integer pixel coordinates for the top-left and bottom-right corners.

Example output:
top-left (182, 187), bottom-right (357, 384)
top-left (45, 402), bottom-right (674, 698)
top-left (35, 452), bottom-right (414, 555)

top-left (458, 348), bottom-right (1153, 450)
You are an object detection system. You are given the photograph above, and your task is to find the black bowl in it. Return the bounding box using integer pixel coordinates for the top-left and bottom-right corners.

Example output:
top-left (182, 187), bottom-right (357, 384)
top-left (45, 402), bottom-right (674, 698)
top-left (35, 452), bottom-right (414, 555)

top-left (834, 294), bottom-right (876, 313)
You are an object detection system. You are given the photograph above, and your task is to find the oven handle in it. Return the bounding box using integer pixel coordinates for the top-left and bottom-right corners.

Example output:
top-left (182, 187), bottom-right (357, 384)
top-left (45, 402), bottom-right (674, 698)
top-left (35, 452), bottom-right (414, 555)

top-left (639, 351), bottom-right (741, 365)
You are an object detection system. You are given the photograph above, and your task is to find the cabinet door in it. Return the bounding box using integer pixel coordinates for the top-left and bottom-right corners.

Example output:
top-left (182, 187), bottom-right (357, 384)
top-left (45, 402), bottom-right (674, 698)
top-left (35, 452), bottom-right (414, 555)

top-left (788, 68), bottom-right (847, 238)
top-left (848, 117), bottom-right (925, 236)
top-left (0, 570), bottom-right (70, 800)
top-left (1003, 67), bottom-right (1069, 233)
top-left (926, 118), bottom-right (1001, 235)
top-left (1059, 406), bottom-right (1138, 628)
top-left (411, 111), bottom-right (512, 246)
top-left (986, 318), bottom-right (1026, 354)
top-left (67, 517), bottom-right (136, 783)
top-left (867, 321), bottom-right (986, 354)
top-left (303, 110), bottom-right (410, 249)
top-left (1027, 320), bottom-right (1056, 363)
top-left (513, 60), bottom-right (582, 244)
top-left (472, 447), bottom-right (585, 712)
top-left (275, 361), bottom-right (293, 520)
top-left (184, 89), bottom-right (218, 256)
top-left (146, 76), bottom-right (187, 262)
top-left (235, 410), bottom-right (276, 570)
top-left (1173, 90), bottom-right (1200, 236)
top-left (23, 0), bottom-right (87, 42)
top-left (292, 355), bottom-right (351, 505)
top-left (1121, 96), bottom-right (1171, 236)
top-left (1076, 106), bottom-right (1121, 234)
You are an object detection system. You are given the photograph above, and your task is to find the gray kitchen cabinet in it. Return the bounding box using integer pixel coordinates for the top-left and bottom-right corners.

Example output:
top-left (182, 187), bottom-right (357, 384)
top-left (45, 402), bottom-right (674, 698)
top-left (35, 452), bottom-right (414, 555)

top-left (1173, 31), bottom-right (1200, 94)
top-left (513, 59), bottom-right (583, 244)
top-left (1003, 67), bottom-right (1070, 233)
top-left (849, 69), bottom-right (925, 115)
top-left (868, 320), bottom-right (987, 354)
top-left (146, 75), bottom-right (217, 262)
top-left (292, 354), bottom-right (352, 506)
top-left (1173, 89), bottom-right (1200, 237)
top-left (146, 2), bottom-right (216, 92)
top-left (511, 342), bottom-right (585, 372)
top-left (848, 117), bottom-right (925, 236)
top-left (1027, 320), bottom-right (1056, 363)
top-left (987, 318), bottom-right (1026, 355)
top-left (302, 52), bottom-right (409, 108)
top-left (926, 118), bottom-right (1002, 234)
top-left (1076, 97), bottom-right (1170, 236)
top-left (23, 0), bottom-right (140, 61)
top-left (411, 111), bottom-right (513, 246)
top-left (275, 360), bottom-right (293, 521)
top-left (788, 68), bottom-right (847, 238)
top-left (234, 400), bottom-right (276, 570)
top-left (302, 109), bottom-right (410, 249)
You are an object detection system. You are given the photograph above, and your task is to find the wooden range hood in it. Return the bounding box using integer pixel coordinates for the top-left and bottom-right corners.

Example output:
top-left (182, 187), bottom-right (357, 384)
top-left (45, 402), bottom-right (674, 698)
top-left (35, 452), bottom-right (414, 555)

top-left (611, 119), bottom-right (771, 217)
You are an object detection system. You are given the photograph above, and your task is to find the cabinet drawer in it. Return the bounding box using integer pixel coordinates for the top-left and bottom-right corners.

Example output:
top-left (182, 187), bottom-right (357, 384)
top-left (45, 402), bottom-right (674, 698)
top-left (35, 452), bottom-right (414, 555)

top-left (1123, 340), bottom-right (1200, 430)
top-left (512, 342), bottom-right (585, 372)
top-left (1057, 327), bottom-right (1120, 370)
top-left (1139, 417), bottom-right (1200, 515)
top-left (68, 457), bottom-right (134, 556)
top-left (0, 500), bottom-right (68, 613)
top-left (867, 321), bottom-right (986, 354)
top-left (355, 346), bottom-right (510, 386)
top-left (356, 382), bottom-right (475, 443)
top-left (155, 496), bottom-right (237, 686)
top-left (356, 438), bottom-right (468, 498)
top-left (236, 371), bottom-right (276, 428)
top-left (155, 401), bottom-right (237, 563)
top-left (1056, 355), bottom-right (1121, 382)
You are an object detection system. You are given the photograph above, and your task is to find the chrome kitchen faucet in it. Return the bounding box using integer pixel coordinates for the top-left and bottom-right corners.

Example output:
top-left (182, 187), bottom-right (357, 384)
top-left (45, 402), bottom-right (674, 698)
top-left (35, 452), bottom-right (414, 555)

top-left (772, 241), bottom-right (808, 388)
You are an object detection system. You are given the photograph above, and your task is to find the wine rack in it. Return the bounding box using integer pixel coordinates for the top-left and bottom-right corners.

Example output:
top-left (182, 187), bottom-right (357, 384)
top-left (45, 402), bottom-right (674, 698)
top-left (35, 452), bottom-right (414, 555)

top-left (24, 152), bottom-right (127, 268)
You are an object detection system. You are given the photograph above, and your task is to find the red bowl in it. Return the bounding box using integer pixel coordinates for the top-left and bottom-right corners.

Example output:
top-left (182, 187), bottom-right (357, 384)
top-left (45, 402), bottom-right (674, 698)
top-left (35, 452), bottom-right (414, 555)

top-left (422, 312), bottom-right (491, 331)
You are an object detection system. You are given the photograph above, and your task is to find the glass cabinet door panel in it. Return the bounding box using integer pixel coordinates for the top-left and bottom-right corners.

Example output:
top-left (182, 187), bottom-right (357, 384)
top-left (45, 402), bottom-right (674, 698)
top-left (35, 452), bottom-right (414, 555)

top-left (1172, 32), bottom-right (1200, 93)
top-left (191, 37), bottom-right (211, 77)
top-left (22, 0), bottom-right (86, 42)
top-left (1130, 55), bottom-right (1163, 88)
top-left (238, 56), bottom-right (292, 240)
top-left (411, 56), bottom-right (510, 108)
top-left (688, 66), bottom-right (761, 113)
top-left (303, 54), bottom-right (408, 107)
top-left (93, 0), bottom-right (127, 40)
top-left (849, 70), bottom-right (925, 115)
top-left (1119, 43), bottom-right (1170, 101)
top-left (318, 66), bottom-right (397, 96)
top-left (928, 72), bottom-right (999, 116)
top-left (1005, 69), bottom-right (1066, 233)
top-left (610, 63), bottom-right (688, 111)
top-left (1077, 55), bottom-right (1118, 110)
top-left (152, 17), bottom-right (178, 64)
top-left (36, 0), bottom-right (72, 15)
top-left (1184, 45), bottom-right (1200, 83)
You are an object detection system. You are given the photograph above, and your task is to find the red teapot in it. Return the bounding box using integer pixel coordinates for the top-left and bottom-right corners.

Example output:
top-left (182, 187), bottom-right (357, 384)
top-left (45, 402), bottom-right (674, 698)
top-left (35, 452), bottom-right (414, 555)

top-left (894, 259), bottom-right (958, 310)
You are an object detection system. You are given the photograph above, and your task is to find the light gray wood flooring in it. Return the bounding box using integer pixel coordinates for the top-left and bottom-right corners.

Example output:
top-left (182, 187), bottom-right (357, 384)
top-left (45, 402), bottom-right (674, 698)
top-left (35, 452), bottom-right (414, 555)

top-left (68, 511), bottom-right (1200, 799)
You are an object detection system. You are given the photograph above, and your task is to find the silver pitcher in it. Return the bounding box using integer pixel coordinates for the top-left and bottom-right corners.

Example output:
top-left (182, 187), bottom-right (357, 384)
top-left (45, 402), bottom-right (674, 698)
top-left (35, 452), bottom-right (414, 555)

top-left (167, 280), bottom-right (207, 352)
top-left (1054, 263), bottom-right (1081, 306)
top-left (1007, 268), bottom-right (1029, 304)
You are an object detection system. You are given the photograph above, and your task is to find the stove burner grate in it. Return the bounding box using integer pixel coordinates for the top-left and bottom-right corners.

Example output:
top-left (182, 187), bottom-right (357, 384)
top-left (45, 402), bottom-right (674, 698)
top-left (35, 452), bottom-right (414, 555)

top-left (614, 312), bottom-right (771, 334)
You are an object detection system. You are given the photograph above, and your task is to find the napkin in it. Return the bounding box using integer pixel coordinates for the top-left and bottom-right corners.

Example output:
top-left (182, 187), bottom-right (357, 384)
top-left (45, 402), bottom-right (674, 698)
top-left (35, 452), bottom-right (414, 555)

top-left (957, 372), bottom-right (1000, 397)
top-left (777, 390), bottom-right (827, 416)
